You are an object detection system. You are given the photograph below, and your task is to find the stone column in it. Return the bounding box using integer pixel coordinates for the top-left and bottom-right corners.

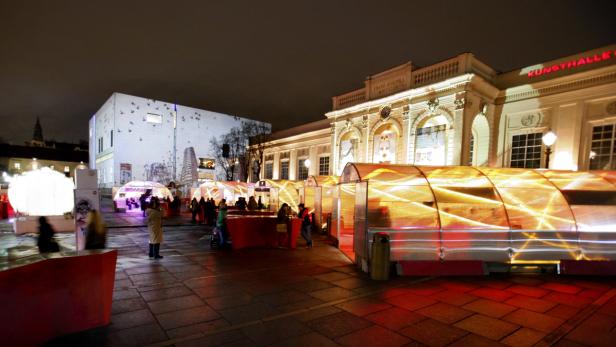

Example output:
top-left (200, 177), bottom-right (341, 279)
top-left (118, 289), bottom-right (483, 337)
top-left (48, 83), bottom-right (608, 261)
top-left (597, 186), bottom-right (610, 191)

top-left (454, 93), bottom-right (481, 166)
top-left (273, 152), bottom-right (281, 179)
top-left (289, 150), bottom-right (297, 180)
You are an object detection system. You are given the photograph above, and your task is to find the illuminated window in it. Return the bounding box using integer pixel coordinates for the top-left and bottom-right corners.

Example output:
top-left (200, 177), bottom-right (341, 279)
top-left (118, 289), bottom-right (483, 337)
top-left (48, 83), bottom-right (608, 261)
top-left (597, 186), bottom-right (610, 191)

top-left (280, 161), bottom-right (289, 179)
top-left (415, 115), bottom-right (450, 165)
top-left (373, 124), bottom-right (397, 163)
top-left (319, 157), bottom-right (330, 176)
top-left (14, 162), bottom-right (21, 170)
top-left (339, 132), bottom-right (359, 174)
top-left (64, 166), bottom-right (70, 173)
top-left (265, 162), bottom-right (273, 179)
top-left (589, 124), bottom-right (615, 170)
top-left (297, 159), bottom-right (308, 180)
top-left (510, 133), bottom-right (542, 168)
top-left (146, 113), bottom-right (163, 124)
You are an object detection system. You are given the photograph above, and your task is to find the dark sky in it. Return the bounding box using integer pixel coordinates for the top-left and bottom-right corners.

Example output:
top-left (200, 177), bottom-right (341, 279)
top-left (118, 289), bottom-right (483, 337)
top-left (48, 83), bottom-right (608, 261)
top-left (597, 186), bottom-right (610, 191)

top-left (1, 0), bottom-right (615, 144)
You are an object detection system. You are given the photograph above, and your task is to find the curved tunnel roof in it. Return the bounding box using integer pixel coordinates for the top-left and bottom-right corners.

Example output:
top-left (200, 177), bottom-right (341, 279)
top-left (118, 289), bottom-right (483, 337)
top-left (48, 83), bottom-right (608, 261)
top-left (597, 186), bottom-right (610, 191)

top-left (341, 163), bottom-right (616, 233)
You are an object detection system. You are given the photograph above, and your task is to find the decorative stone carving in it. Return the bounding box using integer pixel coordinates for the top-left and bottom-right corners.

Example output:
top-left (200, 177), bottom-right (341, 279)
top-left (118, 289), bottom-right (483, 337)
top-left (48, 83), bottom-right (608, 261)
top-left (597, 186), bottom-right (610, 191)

top-left (521, 114), bottom-right (536, 127)
top-left (427, 98), bottom-right (439, 113)
top-left (361, 115), bottom-right (369, 128)
top-left (454, 98), bottom-right (466, 110)
top-left (380, 106), bottom-right (391, 119)
top-left (344, 119), bottom-right (352, 130)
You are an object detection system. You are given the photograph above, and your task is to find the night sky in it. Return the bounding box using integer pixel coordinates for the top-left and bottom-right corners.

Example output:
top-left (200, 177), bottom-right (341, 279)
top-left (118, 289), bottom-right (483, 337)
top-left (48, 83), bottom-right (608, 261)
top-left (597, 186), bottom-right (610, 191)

top-left (1, 0), bottom-right (615, 144)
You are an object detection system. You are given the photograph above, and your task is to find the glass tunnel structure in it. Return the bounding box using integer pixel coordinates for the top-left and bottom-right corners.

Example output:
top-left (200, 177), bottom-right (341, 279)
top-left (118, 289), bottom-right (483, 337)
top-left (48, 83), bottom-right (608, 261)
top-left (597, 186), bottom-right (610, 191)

top-left (333, 163), bottom-right (616, 265)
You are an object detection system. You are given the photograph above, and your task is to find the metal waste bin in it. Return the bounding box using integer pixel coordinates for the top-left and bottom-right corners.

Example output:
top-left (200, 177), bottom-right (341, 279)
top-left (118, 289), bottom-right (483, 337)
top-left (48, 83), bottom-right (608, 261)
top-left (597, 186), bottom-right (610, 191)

top-left (370, 232), bottom-right (390, 280)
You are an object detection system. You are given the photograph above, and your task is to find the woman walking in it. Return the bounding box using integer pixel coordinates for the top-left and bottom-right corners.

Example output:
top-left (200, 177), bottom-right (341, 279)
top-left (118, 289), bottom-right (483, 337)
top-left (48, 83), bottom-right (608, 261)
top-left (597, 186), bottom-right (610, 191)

top-left (147, 197), bottom-right (164, 259)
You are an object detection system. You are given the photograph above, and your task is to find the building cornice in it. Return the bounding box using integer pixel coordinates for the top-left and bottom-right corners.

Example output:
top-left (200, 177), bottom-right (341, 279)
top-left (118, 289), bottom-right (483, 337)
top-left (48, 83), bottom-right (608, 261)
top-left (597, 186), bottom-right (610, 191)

top-left (496, 65), bottom-right (616, 105)
top-left (326, 74), bottom-right (477, 120)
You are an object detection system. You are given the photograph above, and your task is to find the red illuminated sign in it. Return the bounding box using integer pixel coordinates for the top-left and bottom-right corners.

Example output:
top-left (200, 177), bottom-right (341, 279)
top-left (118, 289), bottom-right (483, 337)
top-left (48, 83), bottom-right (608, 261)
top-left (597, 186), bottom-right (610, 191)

top-left (527, 50), bottom-right (616, 78)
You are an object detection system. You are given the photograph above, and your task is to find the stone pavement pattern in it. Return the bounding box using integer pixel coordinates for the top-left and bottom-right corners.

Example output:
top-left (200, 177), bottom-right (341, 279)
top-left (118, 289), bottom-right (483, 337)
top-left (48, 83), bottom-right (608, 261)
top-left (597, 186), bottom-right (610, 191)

top-left (1, 210), bottom-right (615, 347)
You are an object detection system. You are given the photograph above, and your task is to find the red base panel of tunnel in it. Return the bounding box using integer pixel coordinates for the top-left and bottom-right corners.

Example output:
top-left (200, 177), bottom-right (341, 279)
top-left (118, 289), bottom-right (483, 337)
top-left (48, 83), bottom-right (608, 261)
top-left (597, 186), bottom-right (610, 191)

top-left (397, 260), bottom-right (487, 276)
top-left (560, 260), bottom-right (616, 275)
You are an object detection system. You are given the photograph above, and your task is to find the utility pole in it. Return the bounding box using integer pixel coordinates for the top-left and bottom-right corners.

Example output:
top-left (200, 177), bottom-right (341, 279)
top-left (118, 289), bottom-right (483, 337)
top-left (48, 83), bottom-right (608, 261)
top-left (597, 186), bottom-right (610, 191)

top-left (173, 104), bottom-right (177, 181)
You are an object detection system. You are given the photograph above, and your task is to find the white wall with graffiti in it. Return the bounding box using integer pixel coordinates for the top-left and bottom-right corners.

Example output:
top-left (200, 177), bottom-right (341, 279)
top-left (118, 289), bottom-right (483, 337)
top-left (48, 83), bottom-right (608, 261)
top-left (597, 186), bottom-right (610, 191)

top-left (89, 93), bottom-right (269, 190)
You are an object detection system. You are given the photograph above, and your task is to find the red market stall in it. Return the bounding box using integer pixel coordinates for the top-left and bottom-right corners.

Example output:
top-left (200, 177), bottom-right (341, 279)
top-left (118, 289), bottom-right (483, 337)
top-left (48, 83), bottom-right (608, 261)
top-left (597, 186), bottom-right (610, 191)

top-left (0, 249), bottom-right (117, 346)
top-left (225, 215), bottom-right (302, 249)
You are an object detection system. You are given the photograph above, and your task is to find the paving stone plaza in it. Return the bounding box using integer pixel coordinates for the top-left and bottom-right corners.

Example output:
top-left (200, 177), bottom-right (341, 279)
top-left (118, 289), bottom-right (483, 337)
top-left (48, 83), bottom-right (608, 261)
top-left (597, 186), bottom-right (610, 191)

top-left (2, 199), bottom-right (614, 347)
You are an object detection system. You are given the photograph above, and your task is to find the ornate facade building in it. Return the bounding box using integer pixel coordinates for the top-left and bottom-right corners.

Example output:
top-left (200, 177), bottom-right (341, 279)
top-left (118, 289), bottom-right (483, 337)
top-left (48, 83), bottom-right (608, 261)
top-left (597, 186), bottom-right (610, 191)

top-left (259, 44), bottom-right (616, 179)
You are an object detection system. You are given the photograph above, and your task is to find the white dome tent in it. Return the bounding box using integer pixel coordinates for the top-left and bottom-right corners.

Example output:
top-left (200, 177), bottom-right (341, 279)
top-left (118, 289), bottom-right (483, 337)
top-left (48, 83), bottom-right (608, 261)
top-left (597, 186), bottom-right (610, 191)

top-left (113, 180), bottom-right (174, 211)
top-left (8, 167), bottom-right (75, 216)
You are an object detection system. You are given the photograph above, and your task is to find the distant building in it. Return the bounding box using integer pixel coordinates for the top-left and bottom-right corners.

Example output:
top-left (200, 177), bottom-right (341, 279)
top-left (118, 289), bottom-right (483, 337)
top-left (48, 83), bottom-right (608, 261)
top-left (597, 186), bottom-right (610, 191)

top-left (89, 93), bottom-right (270, 188)
top-left (0, 118), bottom-right (88, 187)
top-left (257, 44), bottom-right (616, 178)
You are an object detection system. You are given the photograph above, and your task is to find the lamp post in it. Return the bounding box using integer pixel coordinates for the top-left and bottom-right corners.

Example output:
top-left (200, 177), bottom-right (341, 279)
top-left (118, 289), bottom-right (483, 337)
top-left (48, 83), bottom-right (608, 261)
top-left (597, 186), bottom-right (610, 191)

top-left (542, 131), bottom-right (557, 169)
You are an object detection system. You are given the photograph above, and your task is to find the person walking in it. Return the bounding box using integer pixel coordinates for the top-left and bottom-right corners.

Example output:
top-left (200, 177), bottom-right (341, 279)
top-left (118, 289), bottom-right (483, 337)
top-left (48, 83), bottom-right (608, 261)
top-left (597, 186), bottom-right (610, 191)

top-left (147, 197), bottom-right (164, 259)
top-left (85, 209), bottom-right (107, 250)
top-left (297, 203), bottom-right (313, 248)
top-left (37, 216), bottom-right (60, 253)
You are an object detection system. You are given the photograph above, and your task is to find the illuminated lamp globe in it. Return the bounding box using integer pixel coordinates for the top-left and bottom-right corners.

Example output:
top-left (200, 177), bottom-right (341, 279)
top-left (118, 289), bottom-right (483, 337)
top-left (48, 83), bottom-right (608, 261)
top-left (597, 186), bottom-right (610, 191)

top-left (304, 159), bottom-right (311, 168)
top-left (8, 167), bottom-right (74, 216)
top-left (542, 131), bottom-right (557, 147)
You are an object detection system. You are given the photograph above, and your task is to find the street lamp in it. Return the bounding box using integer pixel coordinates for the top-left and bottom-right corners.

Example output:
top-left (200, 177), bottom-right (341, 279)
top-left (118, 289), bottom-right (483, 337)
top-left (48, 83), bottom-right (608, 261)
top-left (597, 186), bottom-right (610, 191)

top-left (542, 131), bottom-right (557, 169)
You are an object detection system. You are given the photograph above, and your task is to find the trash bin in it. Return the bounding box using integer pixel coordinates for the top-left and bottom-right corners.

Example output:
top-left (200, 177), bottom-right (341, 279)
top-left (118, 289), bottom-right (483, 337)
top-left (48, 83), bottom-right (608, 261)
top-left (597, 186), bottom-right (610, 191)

top-left (370, 232), bottom-right (391, 281)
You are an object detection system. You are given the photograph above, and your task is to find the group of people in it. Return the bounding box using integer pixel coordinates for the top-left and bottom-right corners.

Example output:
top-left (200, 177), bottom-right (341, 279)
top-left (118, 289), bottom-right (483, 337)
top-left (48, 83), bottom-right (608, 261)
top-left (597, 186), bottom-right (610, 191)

top-left (234, 196), bottom-right (265, 210)
top-left (276, 202), bottom-right (313, 248)
top-left (190, 197), bottom-right (218, 225)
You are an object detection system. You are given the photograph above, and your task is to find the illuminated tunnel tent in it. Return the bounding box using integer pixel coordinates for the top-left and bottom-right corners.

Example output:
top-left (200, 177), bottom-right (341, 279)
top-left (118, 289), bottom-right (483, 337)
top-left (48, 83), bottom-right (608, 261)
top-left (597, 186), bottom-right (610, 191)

top-left (335, 163), bottom-right (616, 269)
top-left (114, 181), bottom-right (173, 210)
top-left (192, 180), bottom-right (253, 204)
top-left (301, 176), bottom-right (339, 232)
top-left (255, 180), bottom-right (302, 213)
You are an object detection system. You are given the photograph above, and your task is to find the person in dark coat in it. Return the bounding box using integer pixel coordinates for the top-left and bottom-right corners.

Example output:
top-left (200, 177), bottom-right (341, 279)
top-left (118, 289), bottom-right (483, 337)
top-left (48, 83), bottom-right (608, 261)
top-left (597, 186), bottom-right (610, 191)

top-left (190, 198), bottom-right (199, 223)
top-left (198, 197), bottom-right (207, 224)
top-left (139, 194), bottom-right (148, 217)
top-left (205, 198), bottom-right (215, 226)
top-left (297, 203), bottom-right (313, 248)
top-left (257, 196), bottom-right (264, 210)
top-left (37, 216), bottom-right (60, 253)
top-left (85, 210), bottom-right (107, 250)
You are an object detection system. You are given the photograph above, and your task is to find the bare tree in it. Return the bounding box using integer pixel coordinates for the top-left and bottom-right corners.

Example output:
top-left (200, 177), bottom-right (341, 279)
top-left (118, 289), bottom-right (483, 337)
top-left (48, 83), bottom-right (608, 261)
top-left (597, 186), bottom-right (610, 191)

top-left (210, 121), bottom-right (271, 182)
top-left (209, 136), bottom-right (235, 181)
top-left (242, 121), bottom-right (271, 181)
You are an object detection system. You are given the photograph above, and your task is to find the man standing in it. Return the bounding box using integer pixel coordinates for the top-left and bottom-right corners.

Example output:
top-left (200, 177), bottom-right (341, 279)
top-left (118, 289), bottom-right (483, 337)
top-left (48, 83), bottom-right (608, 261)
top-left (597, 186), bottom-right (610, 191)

top-left (297, 203), bottom-right (313, 248)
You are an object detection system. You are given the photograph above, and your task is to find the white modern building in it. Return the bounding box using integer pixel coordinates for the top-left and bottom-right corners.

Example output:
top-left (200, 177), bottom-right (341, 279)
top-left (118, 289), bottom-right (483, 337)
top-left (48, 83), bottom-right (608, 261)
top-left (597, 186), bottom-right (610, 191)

top-left (258, 44), bottom-right (616, 178)
top-left (89, 93), bottom-right (269, 188)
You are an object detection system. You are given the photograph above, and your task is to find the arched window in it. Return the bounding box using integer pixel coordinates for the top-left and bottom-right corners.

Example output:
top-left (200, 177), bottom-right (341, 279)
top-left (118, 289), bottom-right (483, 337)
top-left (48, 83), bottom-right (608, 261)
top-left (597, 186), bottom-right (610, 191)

top-left (372, 123), bottom-right (398, 164)
top-left (339, 131), bottom-right (359, 174)
top-left (470, 114), bottom-right (490, 166)
top-left (414, 115), bottom-right (450, 165)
